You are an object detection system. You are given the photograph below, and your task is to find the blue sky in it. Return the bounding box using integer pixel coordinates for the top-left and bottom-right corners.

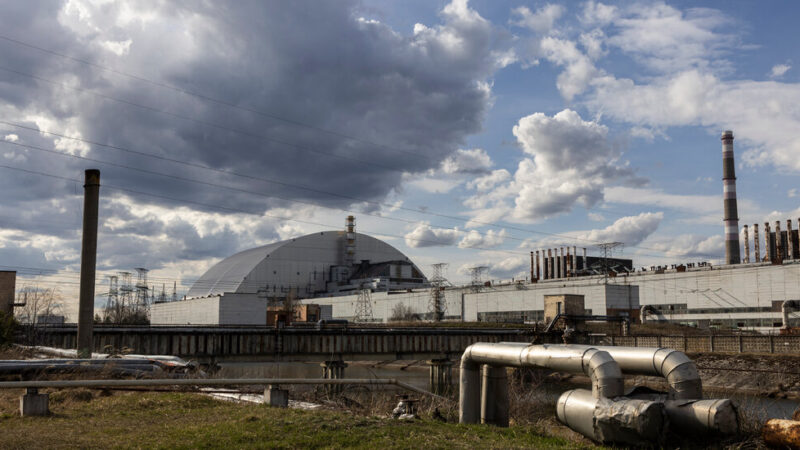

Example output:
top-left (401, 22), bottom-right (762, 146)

top-left (0, 0), bottom-right (798, 316)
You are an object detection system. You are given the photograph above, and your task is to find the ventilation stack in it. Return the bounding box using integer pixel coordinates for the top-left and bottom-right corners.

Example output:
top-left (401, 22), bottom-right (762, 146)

top-left (721, 131), bottom-right (741, 264)
top-left (344, 215), bottom-right (356, 267)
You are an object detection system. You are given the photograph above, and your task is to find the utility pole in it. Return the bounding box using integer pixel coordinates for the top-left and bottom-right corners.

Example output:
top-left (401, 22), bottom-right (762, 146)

top-left (596, 242), bottom-right (623, 285)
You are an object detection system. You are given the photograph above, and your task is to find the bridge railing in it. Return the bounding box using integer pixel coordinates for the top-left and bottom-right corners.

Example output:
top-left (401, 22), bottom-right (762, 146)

top-left (588, 334), bottom-right (800, 354)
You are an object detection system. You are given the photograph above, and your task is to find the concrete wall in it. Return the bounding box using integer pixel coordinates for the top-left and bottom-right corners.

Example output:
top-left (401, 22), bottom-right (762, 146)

top-left (151, 294), bottom-right (266, 325)
top-left (218, 294), bottom-right (267, 325)
top-left (151, 296), bottom-right (220, 325)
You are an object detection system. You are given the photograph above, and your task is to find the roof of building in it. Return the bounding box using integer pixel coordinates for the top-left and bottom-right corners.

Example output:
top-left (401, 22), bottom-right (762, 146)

top-left (186, 231), bottom-right (424, 298)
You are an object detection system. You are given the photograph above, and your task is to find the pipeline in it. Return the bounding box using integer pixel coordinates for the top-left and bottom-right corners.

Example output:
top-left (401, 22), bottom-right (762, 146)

top-left (640, 305), bottom-right (658, 324)
top-left (459, 343), bottom-right (738, 445)
top-left (460, 343), bottom-right (624, 422)
top-left (782, 300), bottom-right (800, 329)
top-left (575, 345), bottom-right (702, 400)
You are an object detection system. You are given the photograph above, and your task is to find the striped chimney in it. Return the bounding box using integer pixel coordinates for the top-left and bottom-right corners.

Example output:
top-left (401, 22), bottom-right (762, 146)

top-left (722, 131), bottom-right (741, 264)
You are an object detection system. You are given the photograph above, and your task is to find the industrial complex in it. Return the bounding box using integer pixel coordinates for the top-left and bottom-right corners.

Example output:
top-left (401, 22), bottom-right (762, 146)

top-left (151, 131), bottom-right (800, 332)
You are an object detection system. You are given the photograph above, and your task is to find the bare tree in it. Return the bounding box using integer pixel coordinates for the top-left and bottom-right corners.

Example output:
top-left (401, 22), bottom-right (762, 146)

top-left (15, 286), bottom-right (64, 324)
top-left (390, 302), bottom-right (419, 322)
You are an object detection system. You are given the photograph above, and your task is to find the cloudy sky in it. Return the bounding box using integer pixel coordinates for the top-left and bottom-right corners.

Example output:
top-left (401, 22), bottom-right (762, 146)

top-left (1, 0), bottom-right (799, 317)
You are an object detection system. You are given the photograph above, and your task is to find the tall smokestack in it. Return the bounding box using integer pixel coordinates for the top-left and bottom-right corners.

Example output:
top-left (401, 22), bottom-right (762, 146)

top-left (775, 220), bottom-right (783, 262)
top-left (753, 224), bottom-right (760, 262)
top-left (743, 225), bottom-right (750, 263)
top-left (721, 131), bottom-right (741, 264)
top-left (764, 222), bottom-right (771, 262)
top-left (78, 169), bottom-right (100, 358)
top-left (787, 220), bottom-right (795, 260)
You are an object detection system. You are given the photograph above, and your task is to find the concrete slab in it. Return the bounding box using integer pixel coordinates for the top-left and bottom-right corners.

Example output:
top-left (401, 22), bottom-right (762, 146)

top-left (20, 389), bottom-right (49, 416)
top-left (264, 385), bottom-right (288, 407)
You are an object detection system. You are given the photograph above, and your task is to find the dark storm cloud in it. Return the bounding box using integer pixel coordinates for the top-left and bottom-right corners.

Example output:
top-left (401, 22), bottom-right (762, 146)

top-left (0, 0), bottom-right (503, 213)
top-left (0, 0), bottom-right (508, 273)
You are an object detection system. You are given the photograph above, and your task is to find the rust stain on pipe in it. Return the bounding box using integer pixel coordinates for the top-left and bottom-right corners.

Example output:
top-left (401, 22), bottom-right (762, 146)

top-left (763, 419), bottom-right (800, 449)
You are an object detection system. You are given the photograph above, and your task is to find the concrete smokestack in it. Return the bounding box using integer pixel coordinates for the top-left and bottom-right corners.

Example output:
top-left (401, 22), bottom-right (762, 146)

top-left (775, 221), bottom-right (783, 262)
top-left (721, 131), bottom-right (740, 264)
top-left (78, 169), bottom-right (100, 358)
top-left (787, 220), bottom-right (794, 260)
top-left (764, 222), bottom-right (771, 262)
top-left (753, 224), bottom-right (760, 262)
top-left (743, 225), bottom-right (749, 263)
top-left (546, 249), bottom-right (552, 279)
top-left (572, 246), bottom-right (577, 275)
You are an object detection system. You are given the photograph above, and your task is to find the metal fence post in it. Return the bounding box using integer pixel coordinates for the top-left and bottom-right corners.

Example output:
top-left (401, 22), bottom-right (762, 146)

top-left (710, 335), bottom-right (715, 352)
top-left (769, 335), bottom-right (775, 354)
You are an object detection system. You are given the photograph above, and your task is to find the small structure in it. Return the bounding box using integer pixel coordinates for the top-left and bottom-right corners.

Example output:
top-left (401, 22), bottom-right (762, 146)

top-left (266, 304), bottom-right (322, 327)
top-left (544, 294), bottom-right (585, 324)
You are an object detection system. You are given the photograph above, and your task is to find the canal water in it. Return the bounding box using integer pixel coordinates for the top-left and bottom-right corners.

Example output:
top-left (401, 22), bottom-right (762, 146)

top-left (217, 361), bottom-right (800, 419)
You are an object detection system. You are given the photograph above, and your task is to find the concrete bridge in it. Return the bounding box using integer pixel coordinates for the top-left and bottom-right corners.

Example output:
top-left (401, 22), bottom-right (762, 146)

top-left (21, 325), bottom-right (536, 393)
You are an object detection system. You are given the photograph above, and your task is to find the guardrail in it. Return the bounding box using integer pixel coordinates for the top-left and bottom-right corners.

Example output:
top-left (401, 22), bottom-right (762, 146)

top-left (2, 377), bottom-right (449, 416)
top-left (589, 334), bottom-right (800, 354)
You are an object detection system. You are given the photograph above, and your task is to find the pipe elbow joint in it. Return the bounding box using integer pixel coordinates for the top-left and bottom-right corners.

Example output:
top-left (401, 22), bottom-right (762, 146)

top-left (657, 349), bottom-right (702, 399)
top-left (583, 348), bottom-right (624, 398)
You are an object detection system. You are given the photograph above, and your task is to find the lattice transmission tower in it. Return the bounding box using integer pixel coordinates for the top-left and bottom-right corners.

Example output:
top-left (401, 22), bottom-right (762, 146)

top-left (353, 288), bottom-right (374, 322)
top-left (468, 266), bottom-right (488, 293)
top-left (428, 263), bottom-right (449, 322)
top-left (596, 242), bottom-right (623, 284)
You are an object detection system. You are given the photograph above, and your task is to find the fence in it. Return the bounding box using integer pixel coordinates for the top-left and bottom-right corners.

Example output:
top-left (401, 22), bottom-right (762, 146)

top-left (588, 334), bottom-right (800, 354)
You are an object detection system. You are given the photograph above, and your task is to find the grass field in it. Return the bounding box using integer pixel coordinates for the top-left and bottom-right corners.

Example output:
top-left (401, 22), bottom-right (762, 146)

top-left (0, 389), bottom-right (593, 449)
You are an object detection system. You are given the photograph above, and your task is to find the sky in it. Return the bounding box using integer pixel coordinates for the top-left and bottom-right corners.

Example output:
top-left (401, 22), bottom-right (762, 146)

top-left (1, 0), bottom-right (799, 318)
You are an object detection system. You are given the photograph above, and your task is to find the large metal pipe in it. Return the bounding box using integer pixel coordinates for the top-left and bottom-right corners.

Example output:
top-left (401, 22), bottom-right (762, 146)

top-left (459, 343), bottom-right (624, 425)
top-left (664, 399), bottom-right (738, 435)
top-left (77, 169), bottom-right (100, 358)
top-left (571, 345), bottom-right (702, 400)
top-left (557, 389), bottom-right (666, 445)
top-left (480, 365), bottom-right (508, 426)
top-left (782, 300), bottom-right (800, 329)
top-left (721, 131), bottom-right (741, 264)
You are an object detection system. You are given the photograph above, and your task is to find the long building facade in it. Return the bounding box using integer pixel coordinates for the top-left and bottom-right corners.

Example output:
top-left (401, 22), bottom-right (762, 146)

top-left (310, 260), bottom-right (800, 332)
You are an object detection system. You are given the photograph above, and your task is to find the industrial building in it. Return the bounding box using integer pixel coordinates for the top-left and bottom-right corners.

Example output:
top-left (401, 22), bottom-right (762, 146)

top-left (153, 131), bottom-right (800, 332)
top-left (304, 131), bottom-right (800, 332)
top-left (151, 217), bottom-right (428, 325)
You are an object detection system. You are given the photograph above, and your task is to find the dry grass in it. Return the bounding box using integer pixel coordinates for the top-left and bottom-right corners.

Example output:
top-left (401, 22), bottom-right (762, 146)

top-left (0, 389), bottom-right (587, 449)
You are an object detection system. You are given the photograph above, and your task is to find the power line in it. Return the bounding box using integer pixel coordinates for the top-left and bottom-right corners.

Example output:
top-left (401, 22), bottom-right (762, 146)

top-left (0, 34), bottom-right (432, 161)
top-left (0, 163), bottom-right (532, 256)
top-left (0, 121), bottom-right (682, 258)
top-left (0, 66), bottom-right (407, 174)
top-left (0, 139), bottom-right (684, 262)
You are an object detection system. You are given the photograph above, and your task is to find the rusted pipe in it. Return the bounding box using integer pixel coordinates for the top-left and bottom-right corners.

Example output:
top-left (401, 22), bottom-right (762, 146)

top-left (763, 419), bottom-right (800, 449)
